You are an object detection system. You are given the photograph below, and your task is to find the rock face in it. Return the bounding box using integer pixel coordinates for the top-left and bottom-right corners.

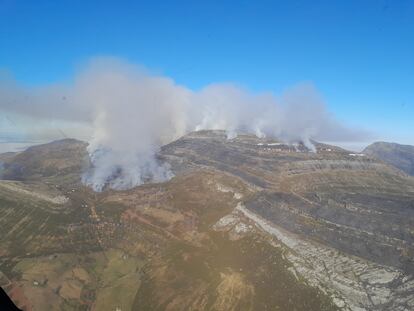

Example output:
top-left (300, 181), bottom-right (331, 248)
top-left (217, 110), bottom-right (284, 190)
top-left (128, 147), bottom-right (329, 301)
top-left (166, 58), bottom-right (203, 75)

top-left (161, 131), bottom-right (414, 310)
top-left (163, 131), bottom-right (414, 273)
top-left (1, 131), bottom-right (414, 311)
top-left (363, 141), bottom-right (414, 176)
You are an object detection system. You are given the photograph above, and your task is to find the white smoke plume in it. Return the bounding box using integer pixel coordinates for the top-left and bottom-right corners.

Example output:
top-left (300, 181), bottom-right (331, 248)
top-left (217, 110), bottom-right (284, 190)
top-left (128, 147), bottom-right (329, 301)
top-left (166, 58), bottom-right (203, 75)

top-left (0, 58), bottom-right (371, 191)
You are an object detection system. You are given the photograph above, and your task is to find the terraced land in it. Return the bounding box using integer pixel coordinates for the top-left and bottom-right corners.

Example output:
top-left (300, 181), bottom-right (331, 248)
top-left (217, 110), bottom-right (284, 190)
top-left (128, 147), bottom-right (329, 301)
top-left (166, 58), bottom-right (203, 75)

top-left (1, 131), bottom-right (413, 310)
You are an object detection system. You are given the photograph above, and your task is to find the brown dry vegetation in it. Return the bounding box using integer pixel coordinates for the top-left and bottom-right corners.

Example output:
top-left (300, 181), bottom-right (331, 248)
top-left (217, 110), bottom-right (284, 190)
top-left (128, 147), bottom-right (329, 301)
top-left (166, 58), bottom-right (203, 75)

top-left (4, 132), bottom-right (411, 310)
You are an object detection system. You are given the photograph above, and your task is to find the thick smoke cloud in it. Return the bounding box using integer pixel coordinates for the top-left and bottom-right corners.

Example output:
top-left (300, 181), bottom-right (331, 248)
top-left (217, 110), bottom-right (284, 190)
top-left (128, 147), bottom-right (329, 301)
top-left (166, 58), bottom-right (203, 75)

top-left (75, 59), bottom-right (190, 190)
top-left (0, 58), bottom-right (371, 191)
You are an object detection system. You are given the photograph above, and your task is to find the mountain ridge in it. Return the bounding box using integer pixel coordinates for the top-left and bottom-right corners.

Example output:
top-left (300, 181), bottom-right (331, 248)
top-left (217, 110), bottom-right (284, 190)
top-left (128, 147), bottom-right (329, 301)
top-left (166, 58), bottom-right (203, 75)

top-left (363, 141), bottom-right (414, 176)
top-left (0, 131), bottom-right (413, 310)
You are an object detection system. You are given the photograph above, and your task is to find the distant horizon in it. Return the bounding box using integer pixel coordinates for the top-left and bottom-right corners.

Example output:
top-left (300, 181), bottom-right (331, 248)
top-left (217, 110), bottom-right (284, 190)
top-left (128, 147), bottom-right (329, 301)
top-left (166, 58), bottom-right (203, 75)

top-left (1, 3), bottom-right (414, 310)
top-left (1, 1), bottom-right (413, 149)
top-left (1, 130), bottom-right (412, 155)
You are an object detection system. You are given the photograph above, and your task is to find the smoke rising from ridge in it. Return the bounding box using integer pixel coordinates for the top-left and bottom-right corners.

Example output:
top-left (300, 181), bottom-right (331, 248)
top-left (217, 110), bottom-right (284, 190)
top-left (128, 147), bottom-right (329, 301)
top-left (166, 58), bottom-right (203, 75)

top-left (0, 58), bottom-right (371, 191)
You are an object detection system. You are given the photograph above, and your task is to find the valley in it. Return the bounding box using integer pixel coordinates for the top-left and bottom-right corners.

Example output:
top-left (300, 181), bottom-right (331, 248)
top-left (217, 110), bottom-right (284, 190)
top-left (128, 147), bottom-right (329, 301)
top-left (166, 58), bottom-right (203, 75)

top-left (0, 130), bottom-right (413, 310)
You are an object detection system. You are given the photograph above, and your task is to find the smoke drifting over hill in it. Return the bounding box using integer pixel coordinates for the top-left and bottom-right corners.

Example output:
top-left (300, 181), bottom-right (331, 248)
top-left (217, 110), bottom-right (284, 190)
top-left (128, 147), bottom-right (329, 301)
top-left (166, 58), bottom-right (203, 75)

top-left (0, 58), bottom-right (370, 190)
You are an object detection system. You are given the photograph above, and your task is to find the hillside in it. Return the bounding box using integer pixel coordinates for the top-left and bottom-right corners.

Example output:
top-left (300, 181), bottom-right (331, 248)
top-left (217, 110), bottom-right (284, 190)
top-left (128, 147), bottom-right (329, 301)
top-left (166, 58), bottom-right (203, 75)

top-left (0, 139), bottom-right (88, 184)
top-left (0, 131), bottom-right (413, 311)
top-left (363, 141), bottom-right (414, 176)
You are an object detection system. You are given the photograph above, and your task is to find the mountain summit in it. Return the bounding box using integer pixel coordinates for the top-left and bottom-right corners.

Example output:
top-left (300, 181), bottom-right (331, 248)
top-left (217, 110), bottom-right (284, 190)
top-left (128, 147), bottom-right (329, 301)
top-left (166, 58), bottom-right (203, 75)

top-left (1, 131), bottom-right (413, 311)
top-left (363, 141), bottom-right (414, 176)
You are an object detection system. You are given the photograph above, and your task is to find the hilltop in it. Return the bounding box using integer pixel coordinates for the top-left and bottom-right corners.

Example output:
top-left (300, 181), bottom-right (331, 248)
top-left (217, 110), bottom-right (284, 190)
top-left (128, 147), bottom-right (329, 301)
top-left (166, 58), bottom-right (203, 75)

top-left (0, 131), bottom-right (413, 311)
top-left (363, 141), bottom-right (414, 176)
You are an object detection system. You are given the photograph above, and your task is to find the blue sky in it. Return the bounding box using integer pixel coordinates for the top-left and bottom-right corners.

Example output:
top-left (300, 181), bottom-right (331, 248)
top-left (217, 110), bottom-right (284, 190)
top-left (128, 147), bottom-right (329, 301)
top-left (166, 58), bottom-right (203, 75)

top-left (0, 0), bottom-right (413, 146)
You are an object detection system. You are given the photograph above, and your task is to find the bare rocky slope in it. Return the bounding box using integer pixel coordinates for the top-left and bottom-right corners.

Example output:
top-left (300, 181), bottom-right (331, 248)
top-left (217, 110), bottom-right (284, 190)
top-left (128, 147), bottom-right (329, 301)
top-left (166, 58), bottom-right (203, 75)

top-left (363, 141), bottom-right (414, 176)
top-left (0, 130), bottom-right (413, 311)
